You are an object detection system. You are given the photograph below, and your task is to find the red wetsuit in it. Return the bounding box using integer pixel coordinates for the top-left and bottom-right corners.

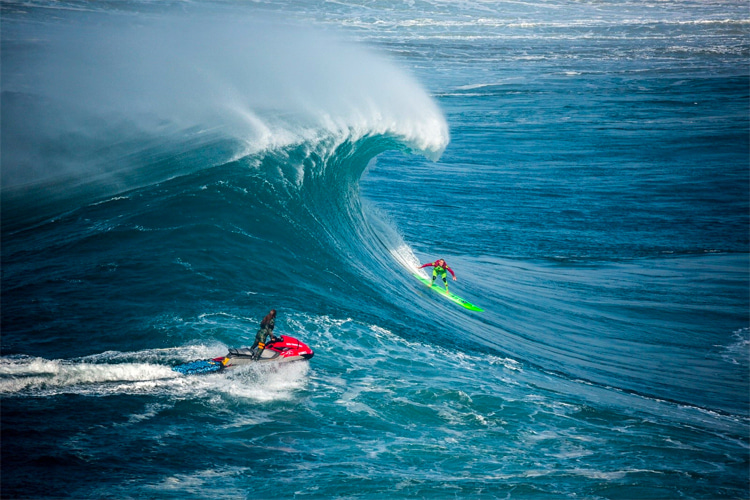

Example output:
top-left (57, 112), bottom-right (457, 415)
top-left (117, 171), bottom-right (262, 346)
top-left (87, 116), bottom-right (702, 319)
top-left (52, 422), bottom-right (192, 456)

top-left (419, 260), bottom-right (455, 278)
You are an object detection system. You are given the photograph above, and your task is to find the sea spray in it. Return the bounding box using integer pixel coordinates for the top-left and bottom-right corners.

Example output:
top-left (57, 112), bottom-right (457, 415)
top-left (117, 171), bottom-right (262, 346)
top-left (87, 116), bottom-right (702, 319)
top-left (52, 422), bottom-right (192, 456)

top-left (2, 12), bottom-right (448, 193)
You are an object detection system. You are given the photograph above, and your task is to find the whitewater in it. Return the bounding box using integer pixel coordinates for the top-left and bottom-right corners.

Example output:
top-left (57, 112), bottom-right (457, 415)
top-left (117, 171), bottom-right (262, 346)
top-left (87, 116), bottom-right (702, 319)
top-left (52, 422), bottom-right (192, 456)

top-left (2, 1), bottom-right (748, 499)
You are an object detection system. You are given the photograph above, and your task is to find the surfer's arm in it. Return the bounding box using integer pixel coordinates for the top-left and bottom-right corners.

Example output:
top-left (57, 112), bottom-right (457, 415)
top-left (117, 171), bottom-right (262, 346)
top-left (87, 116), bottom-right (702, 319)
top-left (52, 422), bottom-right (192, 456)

top-left (445, 266), bottom-right (456, 279)
top-left (418, 263), bottom-right (433, 269)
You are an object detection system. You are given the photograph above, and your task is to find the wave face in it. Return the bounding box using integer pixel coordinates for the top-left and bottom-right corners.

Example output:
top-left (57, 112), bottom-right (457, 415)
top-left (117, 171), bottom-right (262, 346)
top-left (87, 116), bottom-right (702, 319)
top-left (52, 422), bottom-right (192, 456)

top-left (2, 1), bottom-right (748, 499)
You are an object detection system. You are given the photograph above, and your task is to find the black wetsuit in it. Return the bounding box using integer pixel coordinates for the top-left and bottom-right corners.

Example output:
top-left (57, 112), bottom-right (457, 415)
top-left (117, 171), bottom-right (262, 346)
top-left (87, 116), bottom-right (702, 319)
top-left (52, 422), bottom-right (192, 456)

top-left (251, 314), bottom-right (277, 358)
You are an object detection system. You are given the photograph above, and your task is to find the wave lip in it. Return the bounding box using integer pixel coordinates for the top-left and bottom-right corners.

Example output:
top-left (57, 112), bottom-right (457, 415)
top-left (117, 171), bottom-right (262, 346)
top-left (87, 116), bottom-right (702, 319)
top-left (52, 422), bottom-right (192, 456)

top-left (2, 11), bottom-right (449, 194)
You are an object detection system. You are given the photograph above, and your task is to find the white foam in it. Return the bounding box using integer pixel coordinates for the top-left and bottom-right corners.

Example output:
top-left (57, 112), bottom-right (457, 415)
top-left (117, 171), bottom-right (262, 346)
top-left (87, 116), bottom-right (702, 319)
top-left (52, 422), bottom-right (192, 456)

top-left (717, 328), bottom-right (750, 366)
top-left (0, 356), bottom-right (178, 395)
top-left (217, 361), bottom-right (311, 402)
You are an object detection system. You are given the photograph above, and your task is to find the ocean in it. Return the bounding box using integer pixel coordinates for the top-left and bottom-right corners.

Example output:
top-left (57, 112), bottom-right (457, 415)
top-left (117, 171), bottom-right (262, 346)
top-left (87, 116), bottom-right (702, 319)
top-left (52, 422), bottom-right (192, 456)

top-left (1, 1), bottom-right (748, 498)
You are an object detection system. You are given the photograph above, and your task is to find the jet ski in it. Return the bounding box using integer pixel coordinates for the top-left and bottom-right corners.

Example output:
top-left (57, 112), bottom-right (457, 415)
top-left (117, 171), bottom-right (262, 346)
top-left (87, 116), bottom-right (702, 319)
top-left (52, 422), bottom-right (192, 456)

top-left (173, 335), bottom-right (314, 375)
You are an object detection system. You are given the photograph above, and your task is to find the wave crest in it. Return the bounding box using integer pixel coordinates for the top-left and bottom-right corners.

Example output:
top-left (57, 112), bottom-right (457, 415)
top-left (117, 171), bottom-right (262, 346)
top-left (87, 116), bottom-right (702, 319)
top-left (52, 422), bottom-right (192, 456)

top-left (2, 10), bottom-right (448, 193)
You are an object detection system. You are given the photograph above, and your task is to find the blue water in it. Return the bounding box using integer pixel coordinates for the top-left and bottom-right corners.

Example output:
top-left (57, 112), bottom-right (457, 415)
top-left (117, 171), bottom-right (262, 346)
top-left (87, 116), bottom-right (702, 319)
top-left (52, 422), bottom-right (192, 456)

top-left (2, 1), bottom-right (748, 498)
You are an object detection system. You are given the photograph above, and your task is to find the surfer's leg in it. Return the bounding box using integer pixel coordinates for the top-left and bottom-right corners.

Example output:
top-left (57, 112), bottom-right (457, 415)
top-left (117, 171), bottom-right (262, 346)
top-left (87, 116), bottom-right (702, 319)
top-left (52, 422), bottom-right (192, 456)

top-left (441, 271), bottom-right (449, 290)
top-left (431, 269), bottom-right (437, 286)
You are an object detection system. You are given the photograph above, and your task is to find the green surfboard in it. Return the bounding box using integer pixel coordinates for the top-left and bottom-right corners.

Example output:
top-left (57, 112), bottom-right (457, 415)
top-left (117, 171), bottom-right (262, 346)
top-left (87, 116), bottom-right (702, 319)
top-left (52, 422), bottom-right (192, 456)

top-left (413, 274), bottom-right (483, 312)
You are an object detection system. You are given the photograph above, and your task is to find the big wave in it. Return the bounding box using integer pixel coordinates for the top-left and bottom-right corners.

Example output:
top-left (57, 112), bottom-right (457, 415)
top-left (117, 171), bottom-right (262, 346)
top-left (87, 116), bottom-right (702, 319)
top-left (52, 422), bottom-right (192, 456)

top-left (1, 8), bottom-right (454, 359)
top-left (1, 10), bottom-right (448, 228)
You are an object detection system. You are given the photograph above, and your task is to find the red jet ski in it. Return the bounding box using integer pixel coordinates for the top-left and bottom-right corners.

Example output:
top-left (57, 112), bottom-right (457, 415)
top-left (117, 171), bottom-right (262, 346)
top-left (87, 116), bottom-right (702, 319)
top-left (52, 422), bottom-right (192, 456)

top-left (173, 335), bottom-right (314, 375)
top-left (221, 335), bottom-right (314, 367)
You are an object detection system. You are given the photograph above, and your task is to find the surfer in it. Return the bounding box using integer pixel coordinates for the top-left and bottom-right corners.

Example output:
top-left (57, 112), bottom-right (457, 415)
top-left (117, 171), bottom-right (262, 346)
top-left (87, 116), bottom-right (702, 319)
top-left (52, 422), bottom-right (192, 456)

top-left (418, 258), bottom-right (456, 291)
top-left (251, 309), bottom-right (280, 359)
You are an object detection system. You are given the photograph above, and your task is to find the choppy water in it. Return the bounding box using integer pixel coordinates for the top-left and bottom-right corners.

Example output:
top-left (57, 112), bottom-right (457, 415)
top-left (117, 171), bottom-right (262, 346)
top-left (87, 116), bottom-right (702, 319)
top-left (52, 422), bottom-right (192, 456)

top-left (2, 1), bottom-right (748, 498)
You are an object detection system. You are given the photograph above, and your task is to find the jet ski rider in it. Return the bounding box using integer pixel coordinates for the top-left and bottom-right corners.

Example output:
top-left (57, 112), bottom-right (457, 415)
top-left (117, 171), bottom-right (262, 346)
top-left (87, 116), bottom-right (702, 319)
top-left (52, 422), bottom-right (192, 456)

top-left (251, 309), bottom-right (281, 359)
top-left (418, 258), bottom-right (457, 292)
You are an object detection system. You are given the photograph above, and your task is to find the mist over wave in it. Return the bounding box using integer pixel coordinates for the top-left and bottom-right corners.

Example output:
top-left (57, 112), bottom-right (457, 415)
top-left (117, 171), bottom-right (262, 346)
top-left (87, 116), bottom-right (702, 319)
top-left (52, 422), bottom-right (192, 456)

top-left (1, 10), bottom-right (448, 221)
